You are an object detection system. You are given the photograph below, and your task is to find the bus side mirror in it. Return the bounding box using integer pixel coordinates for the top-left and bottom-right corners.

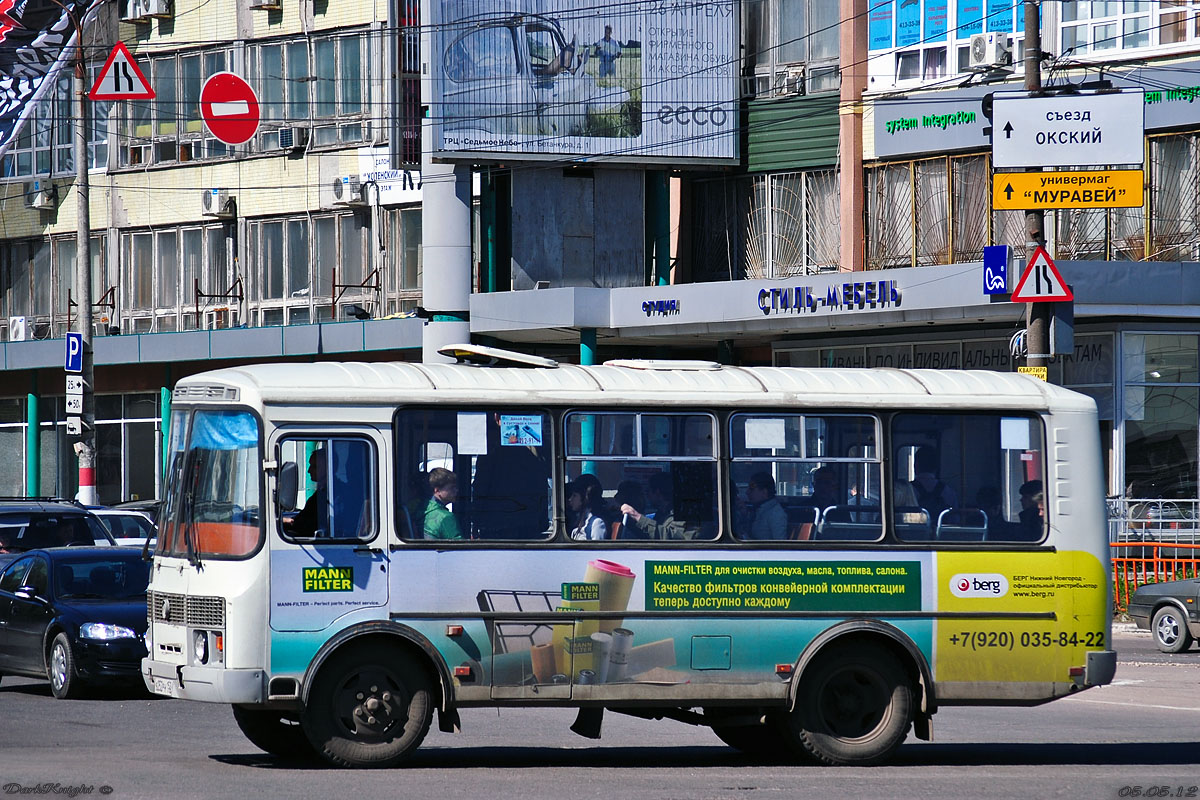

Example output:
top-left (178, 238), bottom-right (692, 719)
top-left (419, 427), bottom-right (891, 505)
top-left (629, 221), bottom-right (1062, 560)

top-left (278, 462), bottom-right (299, 512)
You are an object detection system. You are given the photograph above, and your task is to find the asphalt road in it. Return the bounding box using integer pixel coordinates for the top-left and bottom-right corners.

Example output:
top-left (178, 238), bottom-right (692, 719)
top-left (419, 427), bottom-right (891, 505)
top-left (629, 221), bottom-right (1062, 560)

top-left (1, 626), bottom-right (1198, 800)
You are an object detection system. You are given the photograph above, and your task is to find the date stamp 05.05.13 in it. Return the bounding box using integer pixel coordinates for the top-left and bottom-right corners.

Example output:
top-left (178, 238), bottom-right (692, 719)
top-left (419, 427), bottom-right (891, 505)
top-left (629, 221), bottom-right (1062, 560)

top-left (1118, 788), bottom-right (1199, 798)
top-left (2, 785), bottom-right (113, 797)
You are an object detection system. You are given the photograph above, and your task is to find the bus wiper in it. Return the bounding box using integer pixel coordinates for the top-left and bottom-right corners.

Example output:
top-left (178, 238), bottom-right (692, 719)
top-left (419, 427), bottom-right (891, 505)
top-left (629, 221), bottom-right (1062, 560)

top-left (181, 482), bottom-right (202, 570)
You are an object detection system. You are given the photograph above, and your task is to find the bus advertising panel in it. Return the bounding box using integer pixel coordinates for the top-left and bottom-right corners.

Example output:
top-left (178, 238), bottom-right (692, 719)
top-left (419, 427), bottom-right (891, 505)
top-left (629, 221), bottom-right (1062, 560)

top-left (429, 0), bottom-right (739, 163)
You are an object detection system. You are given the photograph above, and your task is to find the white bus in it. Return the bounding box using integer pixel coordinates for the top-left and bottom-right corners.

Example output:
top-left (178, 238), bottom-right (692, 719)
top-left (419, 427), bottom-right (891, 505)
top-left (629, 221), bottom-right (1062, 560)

top-left (143, 347), bottom-right (1116, 767)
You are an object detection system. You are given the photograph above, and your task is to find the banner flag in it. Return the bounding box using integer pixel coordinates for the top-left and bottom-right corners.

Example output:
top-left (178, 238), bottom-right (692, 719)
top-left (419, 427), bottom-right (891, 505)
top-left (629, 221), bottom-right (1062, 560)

top-left (0, 0), bottom-right (103, 165)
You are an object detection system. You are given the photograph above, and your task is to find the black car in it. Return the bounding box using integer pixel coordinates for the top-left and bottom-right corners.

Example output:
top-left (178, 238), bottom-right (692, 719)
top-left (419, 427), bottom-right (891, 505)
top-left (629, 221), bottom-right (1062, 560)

top-left (1128, 577), bottom-right (1200, 653)
top-left (0, 499), bottom-right (116, 569)
top-left (0, 547), bottom-right (149, 698)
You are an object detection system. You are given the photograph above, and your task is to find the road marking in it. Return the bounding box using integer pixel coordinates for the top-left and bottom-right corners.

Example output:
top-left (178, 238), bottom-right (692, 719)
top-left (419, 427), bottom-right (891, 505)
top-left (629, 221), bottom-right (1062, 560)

top-left (1072, 697), bottom-right (1200, 712)
top-left (1110, 679), bottom-right (1144, 686)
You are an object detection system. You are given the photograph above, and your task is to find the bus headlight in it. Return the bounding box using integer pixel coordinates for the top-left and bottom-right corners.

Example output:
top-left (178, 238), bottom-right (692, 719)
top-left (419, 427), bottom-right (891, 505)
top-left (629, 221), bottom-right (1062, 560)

top-left (193, 630), bottom-right (208, 665)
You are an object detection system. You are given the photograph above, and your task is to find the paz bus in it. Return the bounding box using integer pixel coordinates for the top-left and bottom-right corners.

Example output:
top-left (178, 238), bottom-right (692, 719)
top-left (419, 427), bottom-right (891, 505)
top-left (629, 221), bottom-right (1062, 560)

top-left (142, 346), bottom-right (1115, 767)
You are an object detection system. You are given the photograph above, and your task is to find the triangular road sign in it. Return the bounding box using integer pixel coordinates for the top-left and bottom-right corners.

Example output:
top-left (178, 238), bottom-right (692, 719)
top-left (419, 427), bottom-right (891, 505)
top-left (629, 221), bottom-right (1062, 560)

top-left (1011, 245), bottom-right (1073, 302)
top-left (89, 42), bottom-right (155, 101)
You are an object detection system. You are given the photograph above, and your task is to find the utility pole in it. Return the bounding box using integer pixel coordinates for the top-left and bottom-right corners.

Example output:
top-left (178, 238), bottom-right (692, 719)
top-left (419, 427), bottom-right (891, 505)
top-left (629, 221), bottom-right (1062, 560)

top-left (1023, 0), bottom-right (1051, 374)
top-left (72, 15), bottom-right (96, 504)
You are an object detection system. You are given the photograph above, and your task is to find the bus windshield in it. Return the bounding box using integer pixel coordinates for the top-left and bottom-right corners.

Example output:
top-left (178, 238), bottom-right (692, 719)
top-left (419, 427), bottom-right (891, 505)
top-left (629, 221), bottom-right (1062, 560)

top-left (159, 409), bottom-right (262, 559)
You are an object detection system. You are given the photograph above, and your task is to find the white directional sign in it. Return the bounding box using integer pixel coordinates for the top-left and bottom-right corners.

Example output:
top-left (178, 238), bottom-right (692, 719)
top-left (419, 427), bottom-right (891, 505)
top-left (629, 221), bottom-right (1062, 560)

top-left (992, 90), bottom-right (1144, 168)
top-left (1012, 246), bottom-right (1073, 303)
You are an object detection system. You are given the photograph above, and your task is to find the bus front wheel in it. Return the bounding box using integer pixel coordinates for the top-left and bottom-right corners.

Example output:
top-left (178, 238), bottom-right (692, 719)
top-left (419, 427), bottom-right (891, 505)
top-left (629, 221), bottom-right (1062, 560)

top-left (233, 706), bottom-right (316, 759)
top-left (302, 644), bottom-right (433, 768)
top-left (783, 643), bottom-right (914, 766)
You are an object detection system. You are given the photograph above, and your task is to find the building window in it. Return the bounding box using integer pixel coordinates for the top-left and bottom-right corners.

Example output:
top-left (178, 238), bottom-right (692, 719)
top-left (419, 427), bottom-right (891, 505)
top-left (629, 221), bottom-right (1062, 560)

top-left (250, 29), bottom-right (374, 150)
top-left (1060, 0), bottom-right (1200, 55)
top-left (1123, 333), bottom-right (1199, 500)
top-left (122, 49), bottom-right (231, 168)
top-left (743, 0), bottom-right (839, 97)
top-left (745, 169), bottom-right (840, 278)
top-left (865, 154), bottom-right (992, 268)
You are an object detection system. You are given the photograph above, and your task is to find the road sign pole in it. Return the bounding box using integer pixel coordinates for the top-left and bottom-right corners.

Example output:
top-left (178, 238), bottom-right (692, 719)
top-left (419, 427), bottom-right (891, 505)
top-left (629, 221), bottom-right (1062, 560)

top-left (1023, 0), bottom-right (1051, 376)
top-left (74, 55), bottom-right (96, 505)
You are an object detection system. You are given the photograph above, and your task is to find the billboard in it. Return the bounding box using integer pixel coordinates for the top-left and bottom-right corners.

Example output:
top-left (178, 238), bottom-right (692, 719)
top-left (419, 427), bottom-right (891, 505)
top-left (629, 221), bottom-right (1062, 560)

top-left (0, 0), bottom-right (103, 164)
top-left (430, 0), bottom-right (738, 164)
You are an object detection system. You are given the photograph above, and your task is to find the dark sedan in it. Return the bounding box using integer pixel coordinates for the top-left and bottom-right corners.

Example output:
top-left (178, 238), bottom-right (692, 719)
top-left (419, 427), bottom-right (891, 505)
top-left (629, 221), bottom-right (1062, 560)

top-left (0, 547), bottom-right (149, 698)
top-left (1128, 577), bottom-right (1200, 653)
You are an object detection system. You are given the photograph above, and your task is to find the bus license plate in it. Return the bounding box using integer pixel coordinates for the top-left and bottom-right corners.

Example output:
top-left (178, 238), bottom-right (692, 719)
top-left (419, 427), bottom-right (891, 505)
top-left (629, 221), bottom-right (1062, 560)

top-left (153, 677), bottom-right (180, 698)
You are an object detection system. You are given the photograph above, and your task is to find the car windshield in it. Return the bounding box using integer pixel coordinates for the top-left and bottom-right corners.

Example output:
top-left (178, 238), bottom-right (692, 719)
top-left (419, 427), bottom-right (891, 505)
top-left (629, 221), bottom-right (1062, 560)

top-left (0, 514), bottom-right (99, 552)
top-left (99, 514), bottom-right (156, 540)
top-left (55, 558), bottom-right (150, 600)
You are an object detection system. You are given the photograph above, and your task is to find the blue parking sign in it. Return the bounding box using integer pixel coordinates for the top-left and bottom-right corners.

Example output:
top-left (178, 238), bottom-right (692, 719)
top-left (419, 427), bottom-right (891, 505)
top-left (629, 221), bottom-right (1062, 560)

top-left (65, 332), bottom-right (83, 373)
top-left (983, 245), bottom-right (1010, 295)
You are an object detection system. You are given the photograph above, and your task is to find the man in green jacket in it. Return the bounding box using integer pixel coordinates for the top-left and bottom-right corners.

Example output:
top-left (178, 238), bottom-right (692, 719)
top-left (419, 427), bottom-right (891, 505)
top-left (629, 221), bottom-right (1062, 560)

top-left (424, 467), bottom-right (463, 540)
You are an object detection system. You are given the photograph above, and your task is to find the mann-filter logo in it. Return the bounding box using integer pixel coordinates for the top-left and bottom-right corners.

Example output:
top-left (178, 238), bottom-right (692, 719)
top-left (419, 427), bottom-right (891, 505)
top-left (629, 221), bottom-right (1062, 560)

top-left (950, 573), bottom-right (1009, 598)
top-left (303, 566), bottom-right (353, 592)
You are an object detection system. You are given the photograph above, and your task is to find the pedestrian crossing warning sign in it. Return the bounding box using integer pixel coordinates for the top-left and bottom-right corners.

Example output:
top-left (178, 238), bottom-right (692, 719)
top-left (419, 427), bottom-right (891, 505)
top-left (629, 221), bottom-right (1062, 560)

top-left (1011, 246), bottom-right (1073, 303)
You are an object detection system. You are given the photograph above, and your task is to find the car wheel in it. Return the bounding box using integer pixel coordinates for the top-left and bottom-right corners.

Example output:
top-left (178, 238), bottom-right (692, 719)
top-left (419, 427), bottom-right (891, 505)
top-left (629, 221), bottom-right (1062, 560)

top-left (301, 644), bottom-right (433, 768)
top-left (779, 643), bottom-right (914, 766)
top-left (48, 633), bottom-right (82, 700)
top-left (1153, 606), bottom-right (1193, 653)
top-left (233, 706), bottom-right (317, 759)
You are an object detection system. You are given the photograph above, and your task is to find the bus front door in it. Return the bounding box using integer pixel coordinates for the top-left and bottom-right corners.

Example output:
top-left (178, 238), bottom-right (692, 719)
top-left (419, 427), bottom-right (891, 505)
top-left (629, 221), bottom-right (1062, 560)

top-left (269, 431), bottom-right (389, 633)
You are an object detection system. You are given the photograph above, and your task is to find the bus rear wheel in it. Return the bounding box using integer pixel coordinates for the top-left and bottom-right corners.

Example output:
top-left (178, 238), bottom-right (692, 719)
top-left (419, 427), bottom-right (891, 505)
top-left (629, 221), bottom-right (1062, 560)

top-left (233, 706), bottom-right (316, 760)
top-left (783, 643), bottom-right (914, 766)
top-left (302, 645), bottom-right (433, 768)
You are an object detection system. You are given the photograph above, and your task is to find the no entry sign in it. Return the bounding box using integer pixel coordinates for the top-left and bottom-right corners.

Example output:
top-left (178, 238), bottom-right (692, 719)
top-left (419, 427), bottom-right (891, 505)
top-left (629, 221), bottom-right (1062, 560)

top-left (200, 72), bottom-right (260, 145)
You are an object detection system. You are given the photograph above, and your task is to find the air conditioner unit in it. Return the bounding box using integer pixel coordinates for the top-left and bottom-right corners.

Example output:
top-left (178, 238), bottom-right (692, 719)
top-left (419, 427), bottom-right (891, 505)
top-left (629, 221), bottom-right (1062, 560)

top-left (24, 180), bottom-right (56, 211)
top-left (968, 32), bottom-right (1012, 70)
top-left (121, 0), bottom-right (152, 22)
top-left (278, 126), bottom-right (310, 152)
top-left (7, 316), bottom-right (27, 342)
top-left (332, 175), bottom-right (366, 206)
top-left (141, 0), bottom-right (172, 17)
top-left (782, 67), bottom-right (804, 95)
top-left (201, 188), bottom-right (235, 218)
top-left (249, 0), bottom-right (282, 9)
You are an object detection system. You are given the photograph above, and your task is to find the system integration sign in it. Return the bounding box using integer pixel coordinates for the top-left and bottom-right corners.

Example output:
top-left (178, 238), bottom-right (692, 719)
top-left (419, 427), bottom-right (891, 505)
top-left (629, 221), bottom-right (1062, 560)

top-left (991, 90), bottom-right (1145, 168)
top-left (430, 0), bottom-right (738, 163)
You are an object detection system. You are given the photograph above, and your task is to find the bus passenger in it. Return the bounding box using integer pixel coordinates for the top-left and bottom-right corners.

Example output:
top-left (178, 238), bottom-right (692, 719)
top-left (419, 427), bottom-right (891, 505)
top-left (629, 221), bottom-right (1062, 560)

top-left (738, 472), bottom-right (787, 540)
top-left (800, 466), bottom-right (841, 513)
top-left (1018, 480), bottom-right (1044, 538)
top-left (910, 446), bottom-right (958, 517)
top-left (424, 468), bottom-right (463, 540)
top-left (620, 472), bottom-right (697, 540)
top-left (611, 480), bottom-right (646, 539)
top-left (567, 474), bottom-right (608, 541)
top-left (471, 414), bottom-right (550, 539)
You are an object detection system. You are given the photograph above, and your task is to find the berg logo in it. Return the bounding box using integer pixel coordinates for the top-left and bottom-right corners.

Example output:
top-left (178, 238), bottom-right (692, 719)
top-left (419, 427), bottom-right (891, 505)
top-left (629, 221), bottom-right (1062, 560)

top-left (949, 573), bottom-right (1009, 598)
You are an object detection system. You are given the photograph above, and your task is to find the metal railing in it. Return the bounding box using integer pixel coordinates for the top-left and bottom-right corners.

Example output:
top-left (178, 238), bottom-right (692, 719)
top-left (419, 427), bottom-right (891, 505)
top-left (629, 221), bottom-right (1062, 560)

top-left (1108, 499), bottom-right (1200, 612)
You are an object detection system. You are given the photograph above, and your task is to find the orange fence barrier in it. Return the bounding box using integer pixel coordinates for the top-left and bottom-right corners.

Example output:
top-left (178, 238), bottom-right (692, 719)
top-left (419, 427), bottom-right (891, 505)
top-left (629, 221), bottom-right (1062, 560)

top-left (1112, 541), bottom-right (1200, 612)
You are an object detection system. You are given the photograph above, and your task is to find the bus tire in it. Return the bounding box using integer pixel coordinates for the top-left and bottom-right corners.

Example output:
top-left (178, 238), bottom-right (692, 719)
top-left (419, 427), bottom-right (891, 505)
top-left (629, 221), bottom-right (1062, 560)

top-left (233, 706), bottom-right (316, 759)
top-left (1153, 606), bottom-right (1193, 653)
top-left (302, 644), bottom-right (433, 768)
top-left (784, 643), bottom-right (914, 766)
